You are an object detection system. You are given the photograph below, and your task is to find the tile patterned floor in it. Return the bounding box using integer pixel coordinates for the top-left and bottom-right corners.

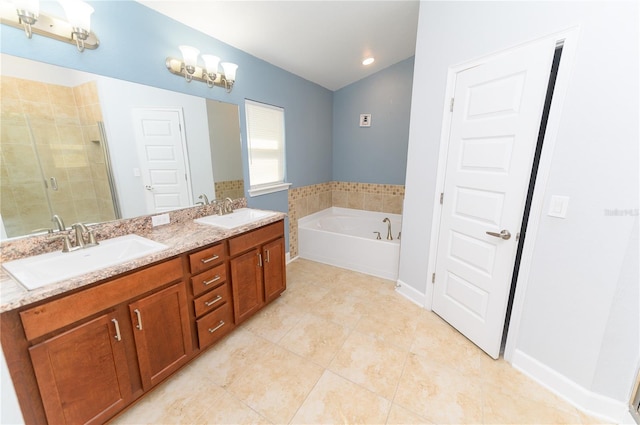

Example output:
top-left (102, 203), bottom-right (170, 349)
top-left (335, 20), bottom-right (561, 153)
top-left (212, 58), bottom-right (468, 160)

top-left (111, 259), bottom-right (605, 424)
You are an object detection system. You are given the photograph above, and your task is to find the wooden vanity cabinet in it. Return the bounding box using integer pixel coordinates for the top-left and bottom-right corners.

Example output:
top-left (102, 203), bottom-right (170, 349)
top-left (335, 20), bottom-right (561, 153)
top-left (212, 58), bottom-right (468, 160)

top-left (28, 311), bottom-right (132, 425)
top-left (128, 282), bottom-right (192, 390)
top-left (16, 258), bottom-right (188, 425)
top-left (228, 220), bottom-right (286, 324)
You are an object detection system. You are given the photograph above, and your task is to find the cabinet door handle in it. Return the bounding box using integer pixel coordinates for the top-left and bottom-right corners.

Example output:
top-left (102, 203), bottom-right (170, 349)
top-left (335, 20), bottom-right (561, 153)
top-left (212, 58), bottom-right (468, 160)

top-left (257, 253), bottom-right (263, 267)
top-left (208, 320), bottom-right (225, 333)
top-left (134, 308), bottom-right (143, 330)
top-left (205, 295), bottom-right (222, 307)
top-left (265, 249), bottom-right (270, 263)
top-left (203, 275), bottom-right (221, 286)
top-left (201, 255), bottom-right (220, 264)
top-left (112, 318), bottom-right (122, 341)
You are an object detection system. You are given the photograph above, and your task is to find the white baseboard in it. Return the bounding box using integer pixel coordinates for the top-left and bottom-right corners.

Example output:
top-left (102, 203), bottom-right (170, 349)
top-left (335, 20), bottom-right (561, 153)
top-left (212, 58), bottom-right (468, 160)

top-left (395, 280), bottom-right (427, 307)
top-left (511, 349), bottom-right (634, 424)
top-left (286, 253), bottom-right (297, 264)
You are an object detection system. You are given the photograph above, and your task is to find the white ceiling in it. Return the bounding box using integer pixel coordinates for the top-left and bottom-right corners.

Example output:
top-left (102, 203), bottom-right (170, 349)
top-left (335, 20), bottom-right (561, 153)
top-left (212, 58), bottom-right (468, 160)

top-left (137, 1), bottom-right (420, 91)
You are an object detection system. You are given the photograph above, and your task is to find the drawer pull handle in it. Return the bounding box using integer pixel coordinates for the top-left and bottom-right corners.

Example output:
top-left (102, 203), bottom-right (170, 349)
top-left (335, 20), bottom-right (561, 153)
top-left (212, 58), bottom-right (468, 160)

top-left (265, 249), bottom-right (270, 263)
top-left (208, 321), bottom-right (225, 333)
top-left (258, 253), bottom-right (263, 267)
top-left (201, 255), bottom-right (220, 264)
top-left (112, 318), bottom-right (122, 341)
top-left (134, 309), bottom-right (143, 330)
top-left (205, 295), bottom-right (223, 307)
top-left (203, 275), bottom-right (221, 286)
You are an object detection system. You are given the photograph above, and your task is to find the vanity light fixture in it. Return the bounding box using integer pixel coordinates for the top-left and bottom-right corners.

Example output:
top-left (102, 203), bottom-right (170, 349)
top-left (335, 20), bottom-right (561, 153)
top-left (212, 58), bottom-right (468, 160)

top-left (1, 0), bottom-right (98, 51)
top-left (166, 46), bottom-right (238, 93)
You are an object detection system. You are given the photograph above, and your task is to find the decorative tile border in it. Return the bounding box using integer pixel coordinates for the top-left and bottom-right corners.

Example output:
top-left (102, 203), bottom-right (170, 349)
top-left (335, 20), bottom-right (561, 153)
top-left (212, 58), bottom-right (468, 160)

top-left (288, 182), bottom-right (404, 258)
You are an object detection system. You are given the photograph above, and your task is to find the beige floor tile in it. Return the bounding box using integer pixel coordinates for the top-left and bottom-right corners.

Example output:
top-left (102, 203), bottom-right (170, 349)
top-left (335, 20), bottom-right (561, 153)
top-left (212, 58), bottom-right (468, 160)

top-left (290, 370), bottom-right (391, 424)
top-left (481, 357), bottom-right (580, 415)
top-left (227, 343), bottom-right (323, 423)
top-left (112, 366), bottom-right (225, 424)
top-left (278, 313), bottom-right (352, 367)
top-left (194, 328), bottom-right (273, 388)
top-left (356, 302), bottom-right (419, 350)
top-left (194, 391), bottom-right (272, 425)
top-left (484, 382), bottom-right (582, 424)
top-left (242, 297), bottom-right (305, 343)
top-left (410, 310), bottom-right (489, 377)
top-left (329, 331), bottom-right (407, 400)
top-left (113, 260), bottom-right (604, 425)
top-left (394, 353), bottom-right (483, 424)
top-left (386, 403), bottom-right (432, 425)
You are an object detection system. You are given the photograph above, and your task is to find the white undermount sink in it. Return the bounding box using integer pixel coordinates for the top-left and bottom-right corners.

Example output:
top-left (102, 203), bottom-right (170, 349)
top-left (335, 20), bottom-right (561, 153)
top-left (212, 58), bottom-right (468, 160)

top-left (2, 234), bottom-right (168, 291)
top-left (194, 208), bottom-right (276, 229)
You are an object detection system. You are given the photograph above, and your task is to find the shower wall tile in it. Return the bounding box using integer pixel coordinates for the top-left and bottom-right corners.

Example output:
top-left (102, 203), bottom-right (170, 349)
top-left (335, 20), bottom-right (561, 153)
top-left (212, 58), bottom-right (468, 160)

top-left (0, 76), bottom-right (116, 238)
top-left (287, 182), bottom-right (405, 259)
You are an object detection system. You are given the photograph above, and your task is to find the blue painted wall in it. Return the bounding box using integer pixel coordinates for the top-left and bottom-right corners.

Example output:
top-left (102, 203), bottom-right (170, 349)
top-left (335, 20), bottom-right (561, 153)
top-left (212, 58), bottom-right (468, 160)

top-left (0, 0), bottom-right (334, 250)
top-left (332, 57), bottom-right (414, 184)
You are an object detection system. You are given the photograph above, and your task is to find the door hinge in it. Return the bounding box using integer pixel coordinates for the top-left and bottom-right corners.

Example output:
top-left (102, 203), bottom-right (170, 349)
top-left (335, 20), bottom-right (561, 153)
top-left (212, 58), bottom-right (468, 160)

top-left (439, 192), bottom-right (444, 204)
top-left (449, 98), bottom-right (454, 112)
top-left (432, 273), bottom-right (436, 283)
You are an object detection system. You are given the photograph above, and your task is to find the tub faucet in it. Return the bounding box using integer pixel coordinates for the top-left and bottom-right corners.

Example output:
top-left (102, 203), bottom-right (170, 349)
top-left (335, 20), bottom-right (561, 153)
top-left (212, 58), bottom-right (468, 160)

top-left (382, 217), bottom-right (393, 240)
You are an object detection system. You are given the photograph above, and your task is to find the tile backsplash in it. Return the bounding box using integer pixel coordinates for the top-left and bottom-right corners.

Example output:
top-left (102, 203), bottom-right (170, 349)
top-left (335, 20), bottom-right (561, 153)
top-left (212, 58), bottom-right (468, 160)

top-left (288, 182), bottom-right (404, 258)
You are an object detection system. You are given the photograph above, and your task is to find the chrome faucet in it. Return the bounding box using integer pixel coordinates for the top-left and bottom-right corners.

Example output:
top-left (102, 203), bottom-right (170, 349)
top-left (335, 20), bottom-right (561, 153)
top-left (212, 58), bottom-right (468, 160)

top-left (382, 217), bottom-right (393, 240)
top-left (52, 214), bottom-right (66, 232)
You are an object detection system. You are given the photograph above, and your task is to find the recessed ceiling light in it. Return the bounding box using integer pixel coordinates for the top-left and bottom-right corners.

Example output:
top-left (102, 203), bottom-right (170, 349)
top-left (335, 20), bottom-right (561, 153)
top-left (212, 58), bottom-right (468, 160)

top-left (362, 57), bottom-right (375, 66)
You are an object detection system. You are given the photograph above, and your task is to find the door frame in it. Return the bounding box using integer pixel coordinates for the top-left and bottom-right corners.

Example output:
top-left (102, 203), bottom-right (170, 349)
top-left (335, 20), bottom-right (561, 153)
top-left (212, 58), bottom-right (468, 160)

top-left (424, 27), bottom-right (580, 362)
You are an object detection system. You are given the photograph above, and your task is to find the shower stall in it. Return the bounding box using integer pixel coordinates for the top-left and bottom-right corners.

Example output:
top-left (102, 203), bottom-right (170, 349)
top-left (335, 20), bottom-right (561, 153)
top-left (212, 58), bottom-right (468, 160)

top-left (0, 76), bottom-right (119, 239)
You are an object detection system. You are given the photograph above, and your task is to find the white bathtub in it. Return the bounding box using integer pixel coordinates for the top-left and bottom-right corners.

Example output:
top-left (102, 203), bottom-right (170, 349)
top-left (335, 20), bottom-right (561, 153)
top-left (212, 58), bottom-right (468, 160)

top-left (298, 207), bottom-right (402, 280)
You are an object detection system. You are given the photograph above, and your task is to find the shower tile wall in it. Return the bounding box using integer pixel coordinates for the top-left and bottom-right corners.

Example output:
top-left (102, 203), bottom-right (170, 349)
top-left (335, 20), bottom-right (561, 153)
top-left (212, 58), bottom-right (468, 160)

top-left (0, 77), bottom-right (115, 238)
top-left (288, 182), bottom-right (405, 258)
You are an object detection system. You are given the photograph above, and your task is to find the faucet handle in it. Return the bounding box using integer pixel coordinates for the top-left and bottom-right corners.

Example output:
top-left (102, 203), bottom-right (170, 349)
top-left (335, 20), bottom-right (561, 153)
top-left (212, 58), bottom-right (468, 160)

top-left (86, 229), bottom-right (99, 247)
top-left (47, 233), bottom-right (73, 253)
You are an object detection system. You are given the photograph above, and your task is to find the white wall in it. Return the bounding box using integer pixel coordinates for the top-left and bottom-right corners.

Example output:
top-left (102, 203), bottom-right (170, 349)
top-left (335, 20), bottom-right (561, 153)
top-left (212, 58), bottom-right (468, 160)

top-left (207, 100), bottom-right (244, 183)
top-left (400, 0), bottom-right (638, 418)
top-left (99, 78), bottom-right (213, 218)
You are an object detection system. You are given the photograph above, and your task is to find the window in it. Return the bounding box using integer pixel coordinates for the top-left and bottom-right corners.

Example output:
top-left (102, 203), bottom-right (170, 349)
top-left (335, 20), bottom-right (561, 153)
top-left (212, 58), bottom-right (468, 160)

top-left (245, 100), bottom-right (290, 197)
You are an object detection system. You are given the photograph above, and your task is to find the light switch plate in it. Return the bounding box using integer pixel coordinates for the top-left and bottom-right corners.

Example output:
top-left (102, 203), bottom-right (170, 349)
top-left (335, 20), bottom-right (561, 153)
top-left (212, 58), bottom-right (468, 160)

top-left (548, 195), bottom-right (570, 218)
top-left (151, 213), bottom-right (170, 227)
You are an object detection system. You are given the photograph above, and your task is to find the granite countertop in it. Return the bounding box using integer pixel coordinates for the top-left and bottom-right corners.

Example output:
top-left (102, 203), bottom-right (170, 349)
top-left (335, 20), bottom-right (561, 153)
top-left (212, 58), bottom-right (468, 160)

top-left (0, 211), bottom-right (286, 313)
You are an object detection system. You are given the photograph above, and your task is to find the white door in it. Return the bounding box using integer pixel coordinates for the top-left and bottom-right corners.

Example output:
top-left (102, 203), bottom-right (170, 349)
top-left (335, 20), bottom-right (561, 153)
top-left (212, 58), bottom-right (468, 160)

top-left (131, 108), bottom-right (193, 213)
top-left (432, 38), bottom-right (557, 359)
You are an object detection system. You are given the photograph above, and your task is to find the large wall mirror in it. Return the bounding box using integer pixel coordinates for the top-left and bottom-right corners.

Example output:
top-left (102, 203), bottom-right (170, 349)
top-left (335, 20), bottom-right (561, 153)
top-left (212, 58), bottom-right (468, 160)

top-left (0, 54), bottom-right (244, 240)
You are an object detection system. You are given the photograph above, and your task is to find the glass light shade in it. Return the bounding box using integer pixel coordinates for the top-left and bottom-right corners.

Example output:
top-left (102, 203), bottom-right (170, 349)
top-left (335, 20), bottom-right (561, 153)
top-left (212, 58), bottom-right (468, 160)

top-left (179, 45), bottom-right (200, 68)
top-left (12, 0), bottom-right (39, 15)
top-left (221, 62), bottom-right (238, 81)
top-left (201, 55), bottom-right (220, 73)
top-left (60, 0), bottom-right (94, 31)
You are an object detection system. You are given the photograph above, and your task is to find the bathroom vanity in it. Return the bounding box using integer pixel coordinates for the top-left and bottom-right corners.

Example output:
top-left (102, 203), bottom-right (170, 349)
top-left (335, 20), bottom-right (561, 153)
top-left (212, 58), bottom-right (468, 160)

top-left (0, 211), bottom-right (286, 425)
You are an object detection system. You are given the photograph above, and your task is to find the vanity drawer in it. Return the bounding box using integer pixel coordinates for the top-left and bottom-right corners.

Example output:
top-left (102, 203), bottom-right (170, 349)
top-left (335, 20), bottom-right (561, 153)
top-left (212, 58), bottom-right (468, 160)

top-left (228, 220), bottom-right (284, 256)
top-left (196, 302), bottom-right (234, 349)
top-left (190, 263), bottom-right (227, 297)
top-left (20, 258), bottom-right (183, 341)
top-left (189, 243), bottom-right (225, 274)
top-left (193, 282), bottom-right (231, 318)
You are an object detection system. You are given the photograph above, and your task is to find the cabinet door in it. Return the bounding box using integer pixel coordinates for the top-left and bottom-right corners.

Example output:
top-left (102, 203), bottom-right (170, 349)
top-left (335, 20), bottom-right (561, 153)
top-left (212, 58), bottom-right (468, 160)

top-left (263, 237), bottom-right (286, 303)
top-left (230, 248), bottom-right (264, 324)
top-left (29, 313), bottom-right (131, 425)
top-left (129, 282), bottom-right (192, 390)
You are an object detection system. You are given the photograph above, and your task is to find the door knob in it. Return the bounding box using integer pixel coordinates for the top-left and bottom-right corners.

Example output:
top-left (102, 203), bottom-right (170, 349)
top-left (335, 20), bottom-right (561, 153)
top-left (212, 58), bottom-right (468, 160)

top-left (486, 229), bottom-right (511, 240)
